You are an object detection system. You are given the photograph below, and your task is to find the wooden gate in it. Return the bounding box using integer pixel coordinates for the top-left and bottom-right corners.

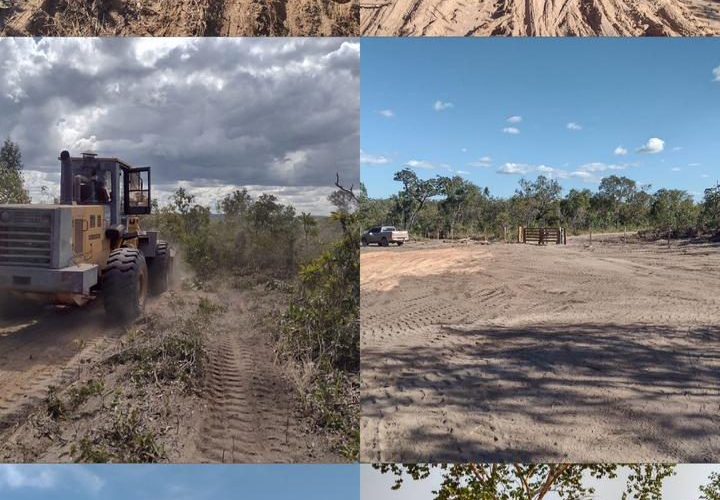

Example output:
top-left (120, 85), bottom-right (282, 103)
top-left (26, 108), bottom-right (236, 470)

top-left (518, 226), bottom-right (567, 245)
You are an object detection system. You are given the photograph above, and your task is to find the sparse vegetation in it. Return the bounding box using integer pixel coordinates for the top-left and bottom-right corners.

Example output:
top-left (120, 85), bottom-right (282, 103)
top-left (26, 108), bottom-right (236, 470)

top-left (0, 137), bottom-right (31, 204)
top-left (277, 179), bottom-right (360, 459)
top-left (361, 171), bottom-right (720, 244)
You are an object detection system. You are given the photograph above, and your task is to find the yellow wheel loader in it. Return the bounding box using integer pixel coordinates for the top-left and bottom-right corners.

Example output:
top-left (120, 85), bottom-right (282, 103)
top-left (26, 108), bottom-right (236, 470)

top-left (0, 151), bottom-right (174, 322)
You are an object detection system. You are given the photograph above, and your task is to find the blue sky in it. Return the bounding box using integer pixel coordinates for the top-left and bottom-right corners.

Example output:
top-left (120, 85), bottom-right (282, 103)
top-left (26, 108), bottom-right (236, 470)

top-left (0, 465), bottom-right (358, 500)
top-left (361, 39), bottom-right (720, 200)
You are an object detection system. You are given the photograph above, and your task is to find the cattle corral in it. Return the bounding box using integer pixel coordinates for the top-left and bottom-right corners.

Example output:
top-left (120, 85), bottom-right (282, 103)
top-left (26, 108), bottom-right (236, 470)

top-left (361, 234), bottom-right (720, 462)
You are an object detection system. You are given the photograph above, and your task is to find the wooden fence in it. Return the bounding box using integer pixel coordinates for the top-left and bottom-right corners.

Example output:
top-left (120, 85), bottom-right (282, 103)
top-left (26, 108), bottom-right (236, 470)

top-left (518, 226), bottom-right (567, 245)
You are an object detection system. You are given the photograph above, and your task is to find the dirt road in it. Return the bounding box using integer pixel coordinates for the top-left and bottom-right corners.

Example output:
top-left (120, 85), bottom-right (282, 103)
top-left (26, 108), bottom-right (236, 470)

top-left (0, 0), bottom-right (358, 36)
top-left (0, 283), bottom-right (340, 463)
top-left (360, 0), bottom-right (720, 36)
top-left (0, 302), bottom-right (123, 435)
top-left (361, 236), bottom-right (720, 462)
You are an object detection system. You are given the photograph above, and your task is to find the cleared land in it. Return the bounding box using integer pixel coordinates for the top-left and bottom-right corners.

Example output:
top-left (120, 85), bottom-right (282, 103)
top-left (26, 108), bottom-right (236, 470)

top-left (361, 235), bottom-right (720, 462)
top-left (0, 278), bottom-right (342, 463)
top-left (0, 0), bottom-right (358, 36)
top-left (360, 0), bottom-right (720, 36)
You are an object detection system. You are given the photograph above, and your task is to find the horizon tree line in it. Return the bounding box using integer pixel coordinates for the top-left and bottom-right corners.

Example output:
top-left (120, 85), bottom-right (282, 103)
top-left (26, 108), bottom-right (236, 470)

top-left (359, 168), bottom-right (720, 244)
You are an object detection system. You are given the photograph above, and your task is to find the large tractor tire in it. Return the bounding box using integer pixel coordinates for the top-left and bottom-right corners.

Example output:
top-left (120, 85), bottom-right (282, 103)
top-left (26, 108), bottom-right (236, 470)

top-left (103, 247), bottom-right (148, 323)
top-left (148, 240), bottom-right (170, 296)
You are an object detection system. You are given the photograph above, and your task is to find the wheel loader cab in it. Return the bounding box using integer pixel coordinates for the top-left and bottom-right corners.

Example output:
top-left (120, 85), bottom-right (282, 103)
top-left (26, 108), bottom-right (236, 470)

top-left (60, 150), bottom-right (152, 226)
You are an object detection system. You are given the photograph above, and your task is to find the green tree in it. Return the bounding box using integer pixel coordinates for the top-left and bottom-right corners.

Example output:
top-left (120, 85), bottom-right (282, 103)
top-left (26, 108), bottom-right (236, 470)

top-left (219, 188), bottom-right (252, 218)
top-left (701, 183), bottom-right (720, 234)
top-left (700, 472), bottom-right (720, 500)
top-left (394, 168), bottom-right (441, 231)
top-left (515, 176), bottom-right (562, 227)
top-left (375, 464), bottom-right (676, 500)
top-left (299, 211), bottom-right (318, 245)
top-left (0, 138), bottom-right (31, 204)
top-left (438, 175), bottom-right (471, 240)
top-left (650, 188), bottom-right (697, 246)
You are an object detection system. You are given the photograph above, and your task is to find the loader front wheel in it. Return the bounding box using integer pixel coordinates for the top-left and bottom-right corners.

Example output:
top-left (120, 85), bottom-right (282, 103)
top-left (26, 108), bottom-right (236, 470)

top-left (103, 247), bottom-right (148, 323)
top-left (148, 240), bottom-right (169, 296)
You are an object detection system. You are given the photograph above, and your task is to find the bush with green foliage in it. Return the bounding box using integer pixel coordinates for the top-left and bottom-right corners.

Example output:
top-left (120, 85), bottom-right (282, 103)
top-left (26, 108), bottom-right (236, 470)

top-left (277, 183), bottom-right (360, 458)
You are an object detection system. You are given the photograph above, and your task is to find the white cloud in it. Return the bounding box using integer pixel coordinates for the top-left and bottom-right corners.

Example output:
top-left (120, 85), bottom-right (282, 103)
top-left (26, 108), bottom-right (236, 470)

top-left (569, 171), bottom-right (594, 180)
top-left (537, 165), bottom-right (555, 174)
top-left (456, 170), bottom-right (470, 175)
top-left (433, 100), bottom-right (453, 111)
top-left (360, 150), bottom-right (390, 165)
top-left (507, 115), bottom-right (522, 124)
top-left (405, 159), bottom-right (437, 170)
top-left (671, 167), bottom-right (681, 172)
top-left (468, 156), bottom-right (492, 168)
top-left (497, 163), bottom-right (530, 175)
top-left (0, 466), bottom-right (56, 490)
top-left (460, 148), bottom-right (467, 153)
top-left (614, 146), bottom-right (628, 156)
top-left (713, 65), bottom-right (720, 82)
top-left (378, 109), bottom-right (395, 118)
top-left (502, 127), bottom-right (520, 135)
top-left (566, 122), bottom-right (582, 131)
top-left (637, 137), bottom-right (665, 154)
top-left (577, 162), bottom-right (626, 173)
top-left (672, 146), bottom-right (683, 152)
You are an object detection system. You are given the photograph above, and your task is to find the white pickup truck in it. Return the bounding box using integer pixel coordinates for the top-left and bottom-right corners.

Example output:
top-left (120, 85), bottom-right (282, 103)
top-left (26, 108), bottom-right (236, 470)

top-left (361, 226), bottom-right (409, 247)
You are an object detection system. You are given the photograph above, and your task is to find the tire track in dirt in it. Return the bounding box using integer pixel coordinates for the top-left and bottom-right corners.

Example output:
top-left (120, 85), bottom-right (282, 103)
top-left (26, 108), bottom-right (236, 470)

top-left (195, 293), bottom-right (338, 463)
top-left (361, 238), bottom-right (720, 463)
top-left (0, 304), bottom-right (123, 433)
top-left (360, 0), bottom-right (720, 35)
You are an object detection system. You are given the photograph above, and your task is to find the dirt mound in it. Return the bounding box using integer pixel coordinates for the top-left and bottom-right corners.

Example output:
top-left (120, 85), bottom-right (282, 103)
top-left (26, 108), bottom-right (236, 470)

top-left (0, 0), bottom-right (358, 36)
top-left (360, 0), bottom-right (720, 36)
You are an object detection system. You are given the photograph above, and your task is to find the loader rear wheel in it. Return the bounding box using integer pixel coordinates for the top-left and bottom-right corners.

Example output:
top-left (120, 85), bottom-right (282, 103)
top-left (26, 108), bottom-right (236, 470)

top-left (149, 240), bottom-right (169, 296)
top-left (103, 247), bottom-right (148, 323)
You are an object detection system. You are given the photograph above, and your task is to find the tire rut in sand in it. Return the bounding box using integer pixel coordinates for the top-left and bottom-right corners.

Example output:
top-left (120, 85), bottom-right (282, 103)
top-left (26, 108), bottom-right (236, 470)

top-left (197, 319), bottom-right (319, 463)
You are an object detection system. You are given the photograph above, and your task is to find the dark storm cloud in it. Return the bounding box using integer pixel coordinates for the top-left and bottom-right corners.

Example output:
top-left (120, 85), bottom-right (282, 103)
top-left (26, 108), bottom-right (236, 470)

top-left (0, 38), bottom-right (359, 213)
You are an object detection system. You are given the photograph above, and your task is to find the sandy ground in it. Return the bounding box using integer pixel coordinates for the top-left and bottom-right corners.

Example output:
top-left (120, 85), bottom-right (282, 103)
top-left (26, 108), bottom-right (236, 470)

top-left (0, 0), bottom-right (358, 36)
top-left (360, 0), bottom-right (720, 35)
top-left (0, 280), bottom-right (341, 463)
top-left (361, 235), bottom-right (720, 462)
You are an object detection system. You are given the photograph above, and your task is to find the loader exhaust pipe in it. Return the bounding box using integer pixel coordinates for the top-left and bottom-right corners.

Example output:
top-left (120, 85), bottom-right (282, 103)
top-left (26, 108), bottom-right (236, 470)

top-left (59, 150), bottom-right (73, 204)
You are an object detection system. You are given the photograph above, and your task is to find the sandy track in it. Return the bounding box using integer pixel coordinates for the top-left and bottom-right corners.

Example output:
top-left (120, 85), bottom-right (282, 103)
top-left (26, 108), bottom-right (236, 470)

top-left (0, 302), bottom-right (124, 435)
top-left (195, 290), bottom-right (338, 463)
top-left (360, 0), bottom-right (720, 36)
top-left (0, 284), bottom-right (341, 462)
top-left (0, 0), bottom-right (358, 36)
top-left (361, 236), bottom-right (720, 462)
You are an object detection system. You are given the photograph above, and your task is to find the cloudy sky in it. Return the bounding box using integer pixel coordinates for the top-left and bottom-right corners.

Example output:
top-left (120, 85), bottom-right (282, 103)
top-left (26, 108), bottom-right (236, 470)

top-left (0, 465), bottom-right (358, 499)
top-left (361, 38), bottom-right (719, 200)
top-left (0, 38), bottom-right (359, 214)
top-left (362, 464), bottom-right (720, 500)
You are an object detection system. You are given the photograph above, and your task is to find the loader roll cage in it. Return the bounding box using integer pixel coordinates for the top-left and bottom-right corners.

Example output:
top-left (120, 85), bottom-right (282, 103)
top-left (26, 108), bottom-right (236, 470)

top-left (59, 150), bottom-right (151, 225)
